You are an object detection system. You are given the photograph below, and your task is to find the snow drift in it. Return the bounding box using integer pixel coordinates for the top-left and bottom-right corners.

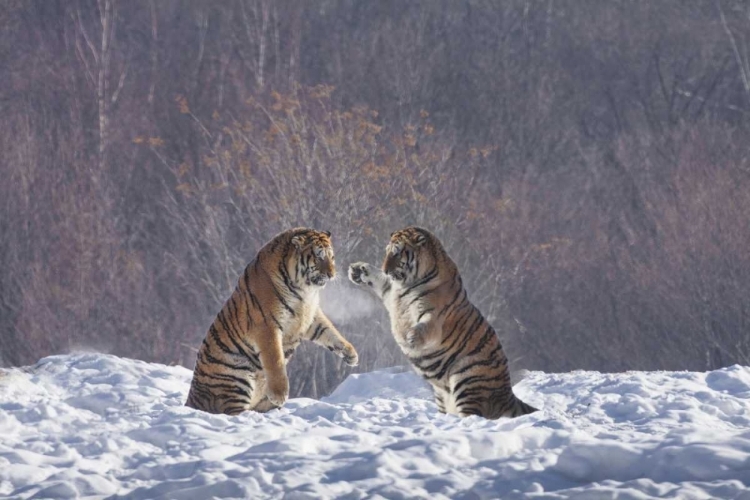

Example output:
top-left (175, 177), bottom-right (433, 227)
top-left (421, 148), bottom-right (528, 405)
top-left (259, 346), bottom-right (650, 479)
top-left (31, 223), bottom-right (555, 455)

top-left (1, 353), bottom-right (750, 499)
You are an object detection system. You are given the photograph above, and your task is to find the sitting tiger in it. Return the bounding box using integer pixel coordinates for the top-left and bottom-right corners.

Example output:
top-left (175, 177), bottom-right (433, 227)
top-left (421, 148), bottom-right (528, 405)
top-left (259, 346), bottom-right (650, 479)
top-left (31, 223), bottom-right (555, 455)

top-left (186, 227), bottom-right (358, 415)
top-left (348, 226), bottom-right (537, 419)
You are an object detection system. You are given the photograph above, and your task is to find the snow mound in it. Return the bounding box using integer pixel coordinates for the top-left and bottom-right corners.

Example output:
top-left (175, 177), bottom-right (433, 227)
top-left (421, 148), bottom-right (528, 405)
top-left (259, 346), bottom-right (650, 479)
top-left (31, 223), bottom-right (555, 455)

top-left (1, 353), bottom-right (750, 499)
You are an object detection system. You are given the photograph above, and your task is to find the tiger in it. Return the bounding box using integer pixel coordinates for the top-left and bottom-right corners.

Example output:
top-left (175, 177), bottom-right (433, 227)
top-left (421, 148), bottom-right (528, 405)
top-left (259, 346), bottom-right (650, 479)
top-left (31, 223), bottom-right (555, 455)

top-left (348, 226), bottom-right (537, 419)
top-left (185, 227), bottom-right (358, 415)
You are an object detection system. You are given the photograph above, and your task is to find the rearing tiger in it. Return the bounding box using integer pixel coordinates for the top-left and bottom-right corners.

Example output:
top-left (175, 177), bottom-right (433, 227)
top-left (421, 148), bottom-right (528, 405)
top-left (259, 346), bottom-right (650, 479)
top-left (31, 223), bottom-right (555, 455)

top-left (186, 227), bottom-right (358, 415)
top-left (348, 226), bottom-right (537, 419)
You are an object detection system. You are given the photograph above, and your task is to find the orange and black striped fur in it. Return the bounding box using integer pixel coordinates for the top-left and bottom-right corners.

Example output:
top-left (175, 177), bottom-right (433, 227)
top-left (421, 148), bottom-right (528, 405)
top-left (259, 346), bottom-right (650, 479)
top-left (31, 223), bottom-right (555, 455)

top-left (186, 228), bottom-right (358, 415)
top-left (348, 227), bottom-right (537, 419)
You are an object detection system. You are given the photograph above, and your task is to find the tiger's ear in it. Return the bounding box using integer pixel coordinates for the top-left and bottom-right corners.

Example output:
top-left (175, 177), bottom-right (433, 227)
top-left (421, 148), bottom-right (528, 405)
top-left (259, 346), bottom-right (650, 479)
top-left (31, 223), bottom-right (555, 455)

top-left (291, 235), bottom-right (307, 249)
top-left (322, 230), bottom-right (331, 237)
top-left (413, 233), bottom-right (427, 246)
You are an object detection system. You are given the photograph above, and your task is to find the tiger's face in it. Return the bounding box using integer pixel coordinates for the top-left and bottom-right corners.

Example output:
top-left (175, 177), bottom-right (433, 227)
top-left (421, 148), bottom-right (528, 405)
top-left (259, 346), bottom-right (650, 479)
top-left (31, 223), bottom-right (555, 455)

top-left (383, 227), bottom-right (434, 284)
top-left (292, 229), bottom-right (336, 287)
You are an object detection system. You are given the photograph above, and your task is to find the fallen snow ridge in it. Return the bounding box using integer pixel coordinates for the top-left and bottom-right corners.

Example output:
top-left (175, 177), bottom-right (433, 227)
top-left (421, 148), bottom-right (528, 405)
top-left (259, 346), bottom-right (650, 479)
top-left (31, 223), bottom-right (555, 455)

top-left (1, 354), bottom-right (750, 499)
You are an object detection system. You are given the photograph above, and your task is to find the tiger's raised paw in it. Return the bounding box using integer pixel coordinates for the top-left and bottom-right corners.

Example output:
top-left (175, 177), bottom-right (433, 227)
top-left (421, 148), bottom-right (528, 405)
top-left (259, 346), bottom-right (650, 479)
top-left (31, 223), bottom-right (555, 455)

top-left (342, 344), bottom-right (359, 367)
top-left (327, 342), bottom-right (359, 367)
top-left (348, 262), bottom-right (374, 287)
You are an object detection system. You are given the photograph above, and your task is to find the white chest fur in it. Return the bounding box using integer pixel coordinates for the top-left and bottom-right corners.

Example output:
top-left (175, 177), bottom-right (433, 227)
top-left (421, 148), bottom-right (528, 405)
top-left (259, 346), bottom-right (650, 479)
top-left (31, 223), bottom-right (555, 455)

top-left (285, 288), bottom-right (319, 338)
top-left (383, 283), bottom-right (421, 347)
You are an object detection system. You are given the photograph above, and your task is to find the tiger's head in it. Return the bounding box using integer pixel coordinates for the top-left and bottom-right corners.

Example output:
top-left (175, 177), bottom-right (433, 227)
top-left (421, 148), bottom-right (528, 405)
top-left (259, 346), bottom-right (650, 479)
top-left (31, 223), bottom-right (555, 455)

top-left (383, 226), bottom-right (442, 285)
top-left (291, 228), bottom-right (336, 287)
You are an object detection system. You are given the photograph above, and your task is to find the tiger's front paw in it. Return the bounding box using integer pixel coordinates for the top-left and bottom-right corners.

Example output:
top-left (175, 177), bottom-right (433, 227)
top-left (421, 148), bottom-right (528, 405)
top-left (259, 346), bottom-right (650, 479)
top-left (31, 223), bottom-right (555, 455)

top-left (327, 342), bottom-right (359, 367)
top-left (266, 375), bottom-right (289, 407)
top-left (348, 262), bottom-right (374, 287)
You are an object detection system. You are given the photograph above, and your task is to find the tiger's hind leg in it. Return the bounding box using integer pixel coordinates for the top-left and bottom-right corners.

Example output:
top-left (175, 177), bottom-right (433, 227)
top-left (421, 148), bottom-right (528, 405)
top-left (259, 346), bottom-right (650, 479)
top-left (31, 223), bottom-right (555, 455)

top-left (185, 384), bottom-right (214, 412)
top-left (432, 386), bottom-right (449, 414)
top-left (186, 377), bottom-right (257, 415)
top-left (448, 369), bottom-right (534, 419)
top-left (185, 358), bottom-right (264, 415)
top-left (212, 375), bottom-right (260, 415)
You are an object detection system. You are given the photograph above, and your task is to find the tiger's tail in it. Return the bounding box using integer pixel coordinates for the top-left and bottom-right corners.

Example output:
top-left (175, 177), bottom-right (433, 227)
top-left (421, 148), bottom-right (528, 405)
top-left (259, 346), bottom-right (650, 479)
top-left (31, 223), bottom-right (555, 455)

top-left (503, 396), bottom-right (538, 418)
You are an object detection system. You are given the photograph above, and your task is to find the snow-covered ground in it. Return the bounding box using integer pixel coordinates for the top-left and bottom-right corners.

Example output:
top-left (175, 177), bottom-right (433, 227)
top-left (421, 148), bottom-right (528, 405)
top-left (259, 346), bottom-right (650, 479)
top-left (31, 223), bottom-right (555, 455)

top-left (1, 354), bottom-right (749, 499)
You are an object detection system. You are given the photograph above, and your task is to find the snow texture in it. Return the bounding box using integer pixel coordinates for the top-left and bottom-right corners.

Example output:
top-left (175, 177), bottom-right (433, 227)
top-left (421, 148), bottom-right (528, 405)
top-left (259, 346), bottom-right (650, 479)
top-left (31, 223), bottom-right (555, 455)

top-left (1, 353), bottom-right (750, 499)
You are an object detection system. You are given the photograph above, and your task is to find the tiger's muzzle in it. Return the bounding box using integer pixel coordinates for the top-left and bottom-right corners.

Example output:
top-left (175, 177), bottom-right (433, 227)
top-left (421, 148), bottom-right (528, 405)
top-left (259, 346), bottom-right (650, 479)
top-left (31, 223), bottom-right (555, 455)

top-left (383, 253), bottom-right (406, 281)
top-left (311, 259), bottom-right (335, 286)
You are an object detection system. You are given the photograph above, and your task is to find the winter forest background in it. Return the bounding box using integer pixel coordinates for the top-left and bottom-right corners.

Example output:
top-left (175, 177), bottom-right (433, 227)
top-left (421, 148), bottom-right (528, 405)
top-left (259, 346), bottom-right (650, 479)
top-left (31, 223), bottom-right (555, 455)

top-left (2, 0), bottom-right (750, 398)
